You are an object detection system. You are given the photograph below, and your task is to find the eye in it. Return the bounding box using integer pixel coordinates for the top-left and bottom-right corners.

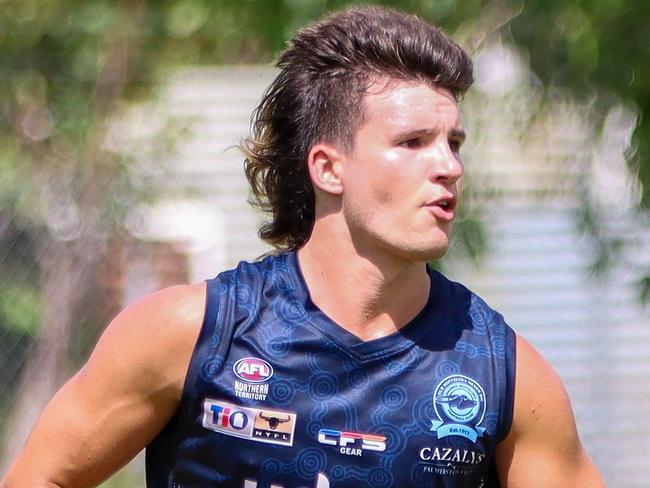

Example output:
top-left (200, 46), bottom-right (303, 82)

top-left (399, 137), bottom-right (424, 149)
top-left (449, 138), bottom-right (463, 153)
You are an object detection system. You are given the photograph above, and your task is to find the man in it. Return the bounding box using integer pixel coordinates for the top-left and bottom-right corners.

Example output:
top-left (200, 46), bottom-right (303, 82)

top-left (2, 6), bottom-right (605, 488)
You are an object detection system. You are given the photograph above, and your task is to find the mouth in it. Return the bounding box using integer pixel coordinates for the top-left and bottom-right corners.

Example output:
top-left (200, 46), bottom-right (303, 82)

top-left (424, 194), bottom-right (457, 222)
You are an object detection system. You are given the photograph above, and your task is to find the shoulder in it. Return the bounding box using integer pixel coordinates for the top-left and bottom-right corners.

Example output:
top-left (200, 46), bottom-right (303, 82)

top-left (495, 334), bottom-right (605, 486)
top-left (430, 268), bottom-right (487, 306)
top-left (215, 253), bottom-right (286, 287)
top-left (106, 283), bottom-right (207, 347)
top-left (84, 282), bottom-right (207, 399)
top-left (209, 253), bottom-right (292, 312)
top-left (510, 334), bottom-right (573, 431)
top-left (123, 282), bottom-right (207, 324)
top-left (430, 269), bottom-right (510, 331)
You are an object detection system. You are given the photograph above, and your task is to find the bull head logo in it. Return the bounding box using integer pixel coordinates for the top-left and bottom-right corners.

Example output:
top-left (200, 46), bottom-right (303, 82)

top-left (258, 412), bottom-right (291, 430)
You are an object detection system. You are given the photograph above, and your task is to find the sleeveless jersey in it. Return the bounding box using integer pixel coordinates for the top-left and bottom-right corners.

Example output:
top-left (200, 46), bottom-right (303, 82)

top-left (146, 251), bottom-right (516, 487)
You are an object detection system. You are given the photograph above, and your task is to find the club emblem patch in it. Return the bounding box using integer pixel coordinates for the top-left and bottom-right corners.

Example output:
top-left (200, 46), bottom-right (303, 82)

top-left (430, 374), bottom-right (486, 442)
top-left (232, 357), bottom-right (273, 401)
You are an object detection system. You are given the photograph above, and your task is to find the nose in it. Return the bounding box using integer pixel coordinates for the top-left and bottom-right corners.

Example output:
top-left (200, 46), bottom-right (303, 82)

top-left (427, 143), bottom-right (463, 184)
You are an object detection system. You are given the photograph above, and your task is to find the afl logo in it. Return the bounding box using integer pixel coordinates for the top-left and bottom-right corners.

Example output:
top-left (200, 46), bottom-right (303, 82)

top-left (234, 357), bottom-right (274, 383)
top-left (430, 374), bottom-right (487, 443)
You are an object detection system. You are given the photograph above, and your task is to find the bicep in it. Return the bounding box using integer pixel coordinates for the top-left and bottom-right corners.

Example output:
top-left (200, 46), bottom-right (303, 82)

top-left (2, 283), bottom-right (205, 488)
top-left (5, 367), bottom-right (174, 488)
top-left (495, 335), bottom-right (605, 487)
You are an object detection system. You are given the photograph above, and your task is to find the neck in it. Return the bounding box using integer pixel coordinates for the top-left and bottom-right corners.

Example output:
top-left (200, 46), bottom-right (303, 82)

top-left (297, 217), bottom-right (430, 341)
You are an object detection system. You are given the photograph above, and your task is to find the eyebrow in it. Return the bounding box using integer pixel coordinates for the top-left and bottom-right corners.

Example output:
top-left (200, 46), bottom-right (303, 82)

top-left (450, 128), bottom-right (467, 142)
top-left (395, 127), bottom-right (467, 142)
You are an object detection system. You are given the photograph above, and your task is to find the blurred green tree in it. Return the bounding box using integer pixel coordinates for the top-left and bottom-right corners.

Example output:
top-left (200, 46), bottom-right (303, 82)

top-left (508, 0), bottom-right (649, 204)
top-left (504, 0), bottom-right (650, 299)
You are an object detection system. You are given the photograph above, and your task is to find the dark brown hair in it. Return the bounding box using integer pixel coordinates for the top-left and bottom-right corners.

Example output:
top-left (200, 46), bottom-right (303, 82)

top-left (243, 5), bottom-right (473, 250)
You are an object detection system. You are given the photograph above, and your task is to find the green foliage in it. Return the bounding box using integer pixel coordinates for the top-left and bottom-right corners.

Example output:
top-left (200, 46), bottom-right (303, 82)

top-left (640, 275), bottom-right (650, 305)
top-left (507, 0), bottom-right (650, 207)
top-left (0, 285), bottom-right (40, 335)
top-left (519, 0), bottom-right (650, 298)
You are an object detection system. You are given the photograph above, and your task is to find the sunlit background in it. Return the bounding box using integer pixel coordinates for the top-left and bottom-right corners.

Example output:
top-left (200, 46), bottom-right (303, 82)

top-left (1, 1), bottom-right (649, 486)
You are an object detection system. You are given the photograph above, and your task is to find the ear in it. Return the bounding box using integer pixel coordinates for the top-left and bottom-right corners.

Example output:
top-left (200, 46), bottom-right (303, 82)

top-left (307, 143), bottom-right (344, 195)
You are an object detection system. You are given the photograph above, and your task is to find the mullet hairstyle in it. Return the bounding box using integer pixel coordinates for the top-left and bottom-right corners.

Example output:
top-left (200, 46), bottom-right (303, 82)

top-left (242, 5), bottom-right (473, 250)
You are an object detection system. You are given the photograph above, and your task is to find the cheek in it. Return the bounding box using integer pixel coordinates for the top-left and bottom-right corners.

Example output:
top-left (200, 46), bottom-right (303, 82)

top-left (369, 168), bottom-right (398, 205)
top-left (348, 167), bottom-right (394, 205)
top-left (373, 186), bottom-right (394, 205)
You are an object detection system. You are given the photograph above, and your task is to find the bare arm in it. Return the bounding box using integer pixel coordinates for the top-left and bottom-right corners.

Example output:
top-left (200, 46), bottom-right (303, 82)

top-left (1, 283), bottom-right (206, 488)
top-left (495, 334), bottom-right (606, 487)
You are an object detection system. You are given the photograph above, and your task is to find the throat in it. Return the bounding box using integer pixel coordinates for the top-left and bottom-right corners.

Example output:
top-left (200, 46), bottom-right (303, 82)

top-left (348, 314), bottom-right (409, 341)
top-left (296, 246), bottom-right (431, 342)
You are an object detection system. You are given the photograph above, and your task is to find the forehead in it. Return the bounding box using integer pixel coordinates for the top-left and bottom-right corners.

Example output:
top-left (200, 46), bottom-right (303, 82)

top-left (362, 78), bottom-right (462, 131)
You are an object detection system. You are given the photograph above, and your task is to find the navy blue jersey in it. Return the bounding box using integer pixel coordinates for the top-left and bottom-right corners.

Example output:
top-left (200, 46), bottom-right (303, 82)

top-left (146, 251), bottom-right (516, 487)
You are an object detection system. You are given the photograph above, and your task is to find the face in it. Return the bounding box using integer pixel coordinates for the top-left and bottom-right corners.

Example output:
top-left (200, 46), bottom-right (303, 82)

top-left (340, 79), bottom-right (465, 262)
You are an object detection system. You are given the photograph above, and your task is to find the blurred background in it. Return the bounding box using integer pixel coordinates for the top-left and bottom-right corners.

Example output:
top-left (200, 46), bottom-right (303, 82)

top-left (1, 0), bottom-right (649, 486)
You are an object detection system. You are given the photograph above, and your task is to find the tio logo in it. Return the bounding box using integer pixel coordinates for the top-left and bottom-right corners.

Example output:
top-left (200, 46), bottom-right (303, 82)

top-left (317, 429), bottom-right (386, 456)
top-left (210, 404), bottom-right (249, 430)
top-left (244, 473), bottom-right (329, 488)
top-left (234, 357), bottom-right (274, 383)
top-left (202, 399), bottom-right (295, 447)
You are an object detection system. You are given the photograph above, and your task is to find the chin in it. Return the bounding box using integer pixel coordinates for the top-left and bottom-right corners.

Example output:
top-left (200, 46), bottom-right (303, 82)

top-left (415, 229), bottom-right (452, 261)
top-left (417, 246), bottom-right (449, 263)
top-left (392, 239), bottom-right (450, 263)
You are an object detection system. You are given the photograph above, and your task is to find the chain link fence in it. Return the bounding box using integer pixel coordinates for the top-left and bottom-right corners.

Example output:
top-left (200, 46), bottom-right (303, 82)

top-left (0, 229), bottom-right (188, 481)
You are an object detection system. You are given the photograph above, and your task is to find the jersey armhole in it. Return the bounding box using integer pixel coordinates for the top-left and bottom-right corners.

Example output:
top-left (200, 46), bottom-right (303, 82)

top-left (178, 278), bottom-right (222, 406)
top-left (496, 325), bottom-right (517, 443)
